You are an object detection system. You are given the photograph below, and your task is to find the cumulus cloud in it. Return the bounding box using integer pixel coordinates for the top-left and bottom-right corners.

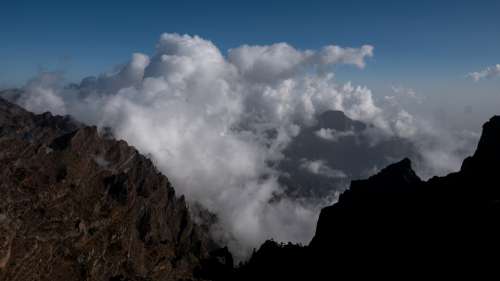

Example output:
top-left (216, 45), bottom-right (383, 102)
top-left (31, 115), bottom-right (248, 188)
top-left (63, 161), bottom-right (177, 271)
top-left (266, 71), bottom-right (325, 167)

top-left (16, 33), bottom-right (477, 259)
top-left (17, 33), bottom-right (379, 259)
top-left (227, 43), bottom-right (373, 83)
top-left (468, 64), bottom-right (500, 81)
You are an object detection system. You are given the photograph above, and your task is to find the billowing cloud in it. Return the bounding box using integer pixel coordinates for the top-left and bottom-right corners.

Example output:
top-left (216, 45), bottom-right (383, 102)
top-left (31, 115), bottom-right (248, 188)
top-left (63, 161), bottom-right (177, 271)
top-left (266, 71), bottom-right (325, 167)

top-left (15, 33), bottom-right (477, 259)
top-left (468, 64), bottom-right (500, 81)
top-left (19, 72), bottom-right (67, 115)
top-left (227, 43), bottom-right (373, 83)
top-left (17, 33), bottom-right (378, 259)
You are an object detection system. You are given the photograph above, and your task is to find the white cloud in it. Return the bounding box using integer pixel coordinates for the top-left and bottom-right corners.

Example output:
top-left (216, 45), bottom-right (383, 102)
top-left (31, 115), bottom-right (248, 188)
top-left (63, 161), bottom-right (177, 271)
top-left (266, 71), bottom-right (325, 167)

top-left (468, 64), bottom-right (500, 81)
top-left (410, 125), bottom-right (480, 178)
top-left (227, 43), bottom-right (373, 83)
top-left (300, 159), bottom-right (347, 179)
top-left (314, 44), bottom-right (374, 68)
top-left (19, 72), bottom-right (67, 115)
top-left (19, 33), bottom-right (377, 259)
top-left (16, 33), bottom-right (478, 259)
top-left (393, 110), bottom-right (417, 138)
top-left (386, 85), bottom-right (424, 105)
top-left (315, 128), bottom-right (355, 142)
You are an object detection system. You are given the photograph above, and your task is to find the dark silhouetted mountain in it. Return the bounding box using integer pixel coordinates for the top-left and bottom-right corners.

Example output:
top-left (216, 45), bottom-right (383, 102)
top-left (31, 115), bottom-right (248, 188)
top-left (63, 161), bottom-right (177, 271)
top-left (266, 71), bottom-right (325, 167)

top-left (279, 109), bottom-right (415, 198)
top-left (233, 115), bottom-right (500, 280)
top-left (0, 97), bottom-right (222, 281)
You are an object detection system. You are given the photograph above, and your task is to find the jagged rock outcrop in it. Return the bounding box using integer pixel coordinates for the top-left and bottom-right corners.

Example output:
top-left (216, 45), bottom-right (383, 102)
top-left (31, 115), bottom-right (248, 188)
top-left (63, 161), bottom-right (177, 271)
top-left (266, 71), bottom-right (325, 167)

top-left (0, 97), bottom-right (214, 281)
top-left (234, 115), bottom-right (500, 280)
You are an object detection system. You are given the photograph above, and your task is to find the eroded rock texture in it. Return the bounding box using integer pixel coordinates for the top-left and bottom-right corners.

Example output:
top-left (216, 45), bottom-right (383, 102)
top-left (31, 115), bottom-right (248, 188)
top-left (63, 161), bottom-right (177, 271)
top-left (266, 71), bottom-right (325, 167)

top-left (0, 98), bottom-right (211, 281)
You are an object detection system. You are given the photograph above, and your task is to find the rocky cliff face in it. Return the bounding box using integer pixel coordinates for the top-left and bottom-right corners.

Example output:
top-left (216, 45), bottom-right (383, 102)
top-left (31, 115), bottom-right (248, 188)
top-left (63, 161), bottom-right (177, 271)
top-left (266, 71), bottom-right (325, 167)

top-left (234, 115), bottom-right (500, 280)
top-left (0, 97), bottom-right (213, 281)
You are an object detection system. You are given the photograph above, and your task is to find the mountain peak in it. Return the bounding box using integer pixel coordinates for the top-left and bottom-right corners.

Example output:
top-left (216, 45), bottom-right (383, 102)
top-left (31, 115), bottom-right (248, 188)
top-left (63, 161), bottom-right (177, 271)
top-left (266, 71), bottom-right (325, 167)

top-left (347, 157), bottom-right (420, 195)
top-left (372, 157), bottom-right (413, 177)
top-left (316, 110), bottom-right (366, 131)
top-left (460, 115), bottom-right (500, 175)
top-left (474, 115), bottom-right (500, 161)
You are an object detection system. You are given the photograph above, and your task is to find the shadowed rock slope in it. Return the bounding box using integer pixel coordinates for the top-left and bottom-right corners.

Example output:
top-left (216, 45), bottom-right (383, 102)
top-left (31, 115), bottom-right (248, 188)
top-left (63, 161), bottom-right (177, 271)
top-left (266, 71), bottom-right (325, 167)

top-left (0, 97), bottom-right (215, 281)
top-left (233, 115), bottom-right (500, 280)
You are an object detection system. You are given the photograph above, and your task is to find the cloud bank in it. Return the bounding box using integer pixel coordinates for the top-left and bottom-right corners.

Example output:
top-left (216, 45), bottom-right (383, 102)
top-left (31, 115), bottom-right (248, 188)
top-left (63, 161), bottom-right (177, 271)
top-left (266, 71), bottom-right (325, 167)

top-left (16, 33), bottom-right (477, 258)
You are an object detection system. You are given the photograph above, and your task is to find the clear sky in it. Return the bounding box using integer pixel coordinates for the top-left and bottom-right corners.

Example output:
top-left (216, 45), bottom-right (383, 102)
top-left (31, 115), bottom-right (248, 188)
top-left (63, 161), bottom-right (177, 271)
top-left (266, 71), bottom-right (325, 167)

top-left (1, 0), bottom-right (500, 127)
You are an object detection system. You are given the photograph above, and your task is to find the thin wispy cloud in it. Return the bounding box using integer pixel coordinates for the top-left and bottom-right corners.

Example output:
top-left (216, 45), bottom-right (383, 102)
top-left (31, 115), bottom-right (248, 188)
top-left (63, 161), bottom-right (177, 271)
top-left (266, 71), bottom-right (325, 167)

top-left (468, 64), bottom-right (500, 81)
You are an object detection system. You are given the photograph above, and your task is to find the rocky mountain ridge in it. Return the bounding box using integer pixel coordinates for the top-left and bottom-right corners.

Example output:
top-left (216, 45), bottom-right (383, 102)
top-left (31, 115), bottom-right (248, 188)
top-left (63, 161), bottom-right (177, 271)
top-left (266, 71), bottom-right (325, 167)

top-left (0, 97), bottom-right (217, 281)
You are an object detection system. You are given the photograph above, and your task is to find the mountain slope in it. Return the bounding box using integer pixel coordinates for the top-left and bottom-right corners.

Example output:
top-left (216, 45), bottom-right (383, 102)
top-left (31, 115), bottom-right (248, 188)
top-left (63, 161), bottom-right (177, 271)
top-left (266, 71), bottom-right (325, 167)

top-left (234, 115), bottom-right (500, 280)
top-left (0, 97), bottom-right (213, 281)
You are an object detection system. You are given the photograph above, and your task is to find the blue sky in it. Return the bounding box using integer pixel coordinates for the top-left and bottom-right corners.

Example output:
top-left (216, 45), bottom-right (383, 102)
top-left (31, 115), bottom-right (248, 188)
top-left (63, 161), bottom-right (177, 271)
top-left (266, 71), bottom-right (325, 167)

top-left (1, 0), bottom-right (500, 117)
